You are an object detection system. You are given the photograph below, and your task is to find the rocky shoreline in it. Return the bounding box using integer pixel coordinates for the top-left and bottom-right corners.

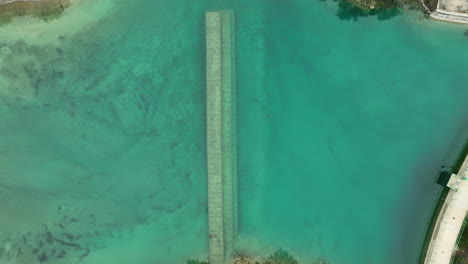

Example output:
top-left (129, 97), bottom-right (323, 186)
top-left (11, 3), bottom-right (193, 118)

top-left (0, 0), bottom-right (43, 4)
top-left (339, 0), bottom-right (436, 16)
top-left (0, 0), bottom-right (435, 25)
top-left (0, 0), bottom-right (70, 24)
top-left (347, 0), bottom-right (432, 11)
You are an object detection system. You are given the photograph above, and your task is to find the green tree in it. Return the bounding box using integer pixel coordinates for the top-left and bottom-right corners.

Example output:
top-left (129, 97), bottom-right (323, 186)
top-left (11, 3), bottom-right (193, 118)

top-left (186, 260), bottom-right (209, 264)
top-left (264, 249), bottom-right (298, 264)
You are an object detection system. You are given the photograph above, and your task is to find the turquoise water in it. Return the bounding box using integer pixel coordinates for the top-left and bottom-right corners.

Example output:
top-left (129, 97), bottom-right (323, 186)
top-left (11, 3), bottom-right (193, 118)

top-left (0, 0), bottom-right (467, 263)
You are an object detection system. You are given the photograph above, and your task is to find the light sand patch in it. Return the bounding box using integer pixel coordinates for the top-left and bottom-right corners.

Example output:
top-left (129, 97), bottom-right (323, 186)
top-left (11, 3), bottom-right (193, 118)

top-left (0, 0), bottom-right (118, 45)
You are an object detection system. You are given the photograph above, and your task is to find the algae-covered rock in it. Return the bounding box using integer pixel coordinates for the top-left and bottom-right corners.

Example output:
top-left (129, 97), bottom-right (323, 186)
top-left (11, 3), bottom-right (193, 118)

top-left (186, 260), bottom-right (209, 264)
top-left (0, 0), bottom-right (70, 25)
top-left (264, 249), bottom-right (298, 264)
top-left (342, 0), bottom-right (428, 13)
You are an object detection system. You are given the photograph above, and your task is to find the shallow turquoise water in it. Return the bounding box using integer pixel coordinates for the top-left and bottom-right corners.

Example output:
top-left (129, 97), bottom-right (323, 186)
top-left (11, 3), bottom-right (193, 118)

top-left (0, 0), bottom-right (467, 263)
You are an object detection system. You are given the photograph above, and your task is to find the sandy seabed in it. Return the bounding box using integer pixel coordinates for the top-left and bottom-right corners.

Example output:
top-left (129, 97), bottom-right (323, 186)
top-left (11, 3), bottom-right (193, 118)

top-left (0, 1), bottom-right (209, 263)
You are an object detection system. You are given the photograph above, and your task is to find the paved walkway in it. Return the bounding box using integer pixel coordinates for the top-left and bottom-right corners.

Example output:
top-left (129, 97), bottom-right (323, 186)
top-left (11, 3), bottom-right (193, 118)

top-left (424, 154), bottom-right (468, 264)
top-left (431, 0), bottom-right (468, 24)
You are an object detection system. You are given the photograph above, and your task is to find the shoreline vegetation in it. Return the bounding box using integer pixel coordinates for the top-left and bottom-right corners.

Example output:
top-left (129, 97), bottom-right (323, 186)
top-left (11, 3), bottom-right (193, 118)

top-left (187, 249), bottom-right (330, 264)
top-left (347, 0), bottom-right (436, 12)
top-left (453, 217), bottom-right (468, 264)
top-left (315, 0), bottom-right (437, 21)
top-left (0, 0), bottom-right (437, 25)
top-left (0, 0), bottom-right (70, 24)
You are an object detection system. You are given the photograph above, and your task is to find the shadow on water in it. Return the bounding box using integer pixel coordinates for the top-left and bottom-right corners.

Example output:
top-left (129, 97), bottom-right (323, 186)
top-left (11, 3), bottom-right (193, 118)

top-left (319, 0), bottom-right (401, 21)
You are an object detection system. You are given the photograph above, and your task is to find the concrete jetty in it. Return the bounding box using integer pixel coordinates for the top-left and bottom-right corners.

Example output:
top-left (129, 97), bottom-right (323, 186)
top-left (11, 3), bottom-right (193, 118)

top-left (206, 10), bottom-right (238, 264)
top-left (423, 154), bottom-right (468, 264)
top-left (431, 0), bottom-right (468, 24)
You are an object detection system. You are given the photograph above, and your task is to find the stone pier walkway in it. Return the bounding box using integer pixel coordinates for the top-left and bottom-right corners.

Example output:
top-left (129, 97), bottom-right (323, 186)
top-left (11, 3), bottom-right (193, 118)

top-left (206, 10), bottom-right (238, 264)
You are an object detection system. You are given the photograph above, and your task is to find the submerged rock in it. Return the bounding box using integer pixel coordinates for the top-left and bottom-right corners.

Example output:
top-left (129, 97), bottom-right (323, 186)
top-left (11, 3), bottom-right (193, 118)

top-left (0, 0), bottom-right (70, 24)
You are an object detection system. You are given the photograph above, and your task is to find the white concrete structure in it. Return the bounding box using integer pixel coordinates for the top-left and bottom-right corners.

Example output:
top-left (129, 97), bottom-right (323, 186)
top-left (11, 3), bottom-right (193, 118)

top-left (431, 0), bottom-right (468, 24)
top-left (424, 154), bottom-right (468, 264)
